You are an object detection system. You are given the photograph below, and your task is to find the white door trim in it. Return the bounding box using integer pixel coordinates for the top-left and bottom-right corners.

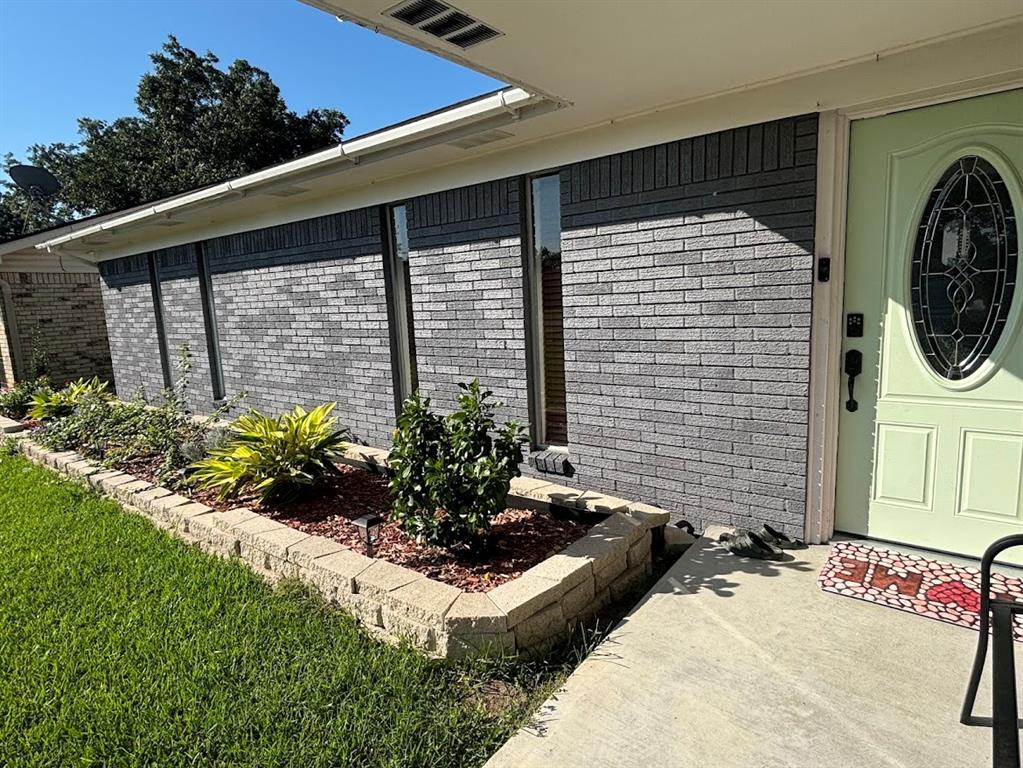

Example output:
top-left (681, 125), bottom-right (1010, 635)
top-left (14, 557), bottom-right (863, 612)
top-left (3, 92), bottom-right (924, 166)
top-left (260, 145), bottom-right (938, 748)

top-left (804, 111), bottom-right (850, 544)
top-left (803, 78), bottom-right (1023, 544)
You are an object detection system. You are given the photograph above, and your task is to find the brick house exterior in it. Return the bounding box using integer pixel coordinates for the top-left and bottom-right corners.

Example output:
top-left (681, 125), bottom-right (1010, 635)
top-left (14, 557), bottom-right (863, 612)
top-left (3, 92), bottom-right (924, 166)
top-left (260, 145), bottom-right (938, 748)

top-left (96, 115), bottom-right (816, 534)
top-left (0, 270), bottom-right (113, 387)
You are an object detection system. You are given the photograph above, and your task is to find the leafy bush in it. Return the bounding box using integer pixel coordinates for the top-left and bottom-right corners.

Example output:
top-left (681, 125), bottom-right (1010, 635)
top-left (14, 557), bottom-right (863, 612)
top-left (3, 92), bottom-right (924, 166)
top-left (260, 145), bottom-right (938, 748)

top-left (0, 377), bottom-right (50, 419)
top-left (389, 380), bottom-right (527, 552)
top-left (36, 346), bottom-right (244, 485)
top-left (29, 377), bottom-right (111, 420)
top-left (190, 403), bottom-right (350, 503)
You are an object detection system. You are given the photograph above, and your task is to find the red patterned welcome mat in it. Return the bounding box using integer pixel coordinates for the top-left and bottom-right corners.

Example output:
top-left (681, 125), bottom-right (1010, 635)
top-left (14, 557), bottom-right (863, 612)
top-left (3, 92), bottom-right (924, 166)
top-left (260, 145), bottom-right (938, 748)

top-left (819, 541), bottom-right (1023, 641)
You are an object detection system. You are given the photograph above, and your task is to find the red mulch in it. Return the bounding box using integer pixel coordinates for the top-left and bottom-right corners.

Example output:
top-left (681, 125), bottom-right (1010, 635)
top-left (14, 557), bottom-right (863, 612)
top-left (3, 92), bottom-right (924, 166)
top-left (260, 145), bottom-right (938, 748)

top-left (107, 454), bottom-right (594, 592)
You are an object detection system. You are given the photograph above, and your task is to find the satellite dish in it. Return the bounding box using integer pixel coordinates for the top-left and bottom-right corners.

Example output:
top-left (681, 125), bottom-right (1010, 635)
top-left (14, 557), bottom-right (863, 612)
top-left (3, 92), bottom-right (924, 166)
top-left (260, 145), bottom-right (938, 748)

top-left (10, 164), bottom-right (61, 200)
top-left (8, 165), bottom-right (62, 235)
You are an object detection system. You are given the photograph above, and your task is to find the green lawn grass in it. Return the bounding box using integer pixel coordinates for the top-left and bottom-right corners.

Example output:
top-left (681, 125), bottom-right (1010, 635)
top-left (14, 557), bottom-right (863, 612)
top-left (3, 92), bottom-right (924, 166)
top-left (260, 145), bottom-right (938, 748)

top-left (0, 451), bottom-right (556, 768)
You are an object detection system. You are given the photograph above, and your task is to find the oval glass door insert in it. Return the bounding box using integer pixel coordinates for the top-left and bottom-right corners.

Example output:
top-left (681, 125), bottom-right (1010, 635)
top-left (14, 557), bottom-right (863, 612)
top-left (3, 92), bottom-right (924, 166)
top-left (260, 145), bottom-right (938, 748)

top-left (910, 155), bottom-right (1019, 380)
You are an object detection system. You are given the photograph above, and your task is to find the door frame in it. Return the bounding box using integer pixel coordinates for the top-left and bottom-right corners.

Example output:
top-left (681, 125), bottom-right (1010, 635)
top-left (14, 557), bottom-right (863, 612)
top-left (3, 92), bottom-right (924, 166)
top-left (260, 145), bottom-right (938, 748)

top-left (803, 76), bottom-right (1023, 544)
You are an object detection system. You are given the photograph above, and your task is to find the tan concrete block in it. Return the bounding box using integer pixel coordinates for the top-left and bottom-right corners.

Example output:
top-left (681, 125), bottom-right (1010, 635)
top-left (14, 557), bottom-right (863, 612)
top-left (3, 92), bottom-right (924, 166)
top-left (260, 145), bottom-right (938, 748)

top-left (593, 550), bottom-right (628, 592)
top-left (561, 576), bottom-right (597, 621)
top-left (574, 491), bottom-right (631, 514)
top-left (308, 548), bottom-right (375, 598)
top-left (51, 451), bottom-right (81, 470)
top-left (443, 592), bottom-right (508, 634)
top-left (628, 530), bottom-right (653, 568)
top-left (98, 472), bottom-right (137, 495)
top-left (287, 534), bottom-right (345, 569)
top-left (66, 459), bottom-right (101, 478)
top-left (355, 560), bottom-right (422, 599)
top-left (440, 630), bottom-right (516, 659)
top-left (86, 469), bottom-right (123, 490)
top-left (594, 512), bottom-right (647, 546)
top-left (509, 475), bottom-right (557, 498)
top-left (513, 601), bottom-right (567, 650)
top-left (385, 578), bottom-right (461, 625)
top-left (183, 510), bottom-right (217, 537)
top-left (233, 516), bottom-right (290, 567)
top-left (113, 479), bottom-right (153, 503)
top-left (208, 507), bottom-right (259, 531)
top-left (573, 587), bottom-right (611, 626)
top-left (380, 609), bottom-right (436, 651)
top-left (627, 502), bottom-right (672, 527)
top-left (133, 486), bottom-right (175, 513)
top-left (249, 525), bottom-right (310, 561)
top-left (609, 562), bottom-right (651, 602)
top-left (149, 493), bottom-right (193, 522)
top-left (0, 416), bottom-right (25, 433)
top-left (488, 573), bottom-right (563, 627)
top-left (536, 483), bottom-right (584, 508)
top-left (525, 552), bottom-right (593, 593)
top-left (168, 502), bottom-right (213, 528)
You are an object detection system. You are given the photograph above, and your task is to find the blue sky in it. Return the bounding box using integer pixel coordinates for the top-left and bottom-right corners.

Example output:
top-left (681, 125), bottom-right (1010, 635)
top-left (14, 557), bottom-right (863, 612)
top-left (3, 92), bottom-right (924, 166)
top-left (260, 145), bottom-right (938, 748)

top-left (0, 0), bottom-right (503, 160)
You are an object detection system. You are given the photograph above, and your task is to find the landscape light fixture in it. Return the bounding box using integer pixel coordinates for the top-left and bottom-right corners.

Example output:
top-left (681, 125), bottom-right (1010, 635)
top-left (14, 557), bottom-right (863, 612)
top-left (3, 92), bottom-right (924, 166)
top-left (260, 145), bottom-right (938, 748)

top-left (352, 514), bottom-right (384, 557)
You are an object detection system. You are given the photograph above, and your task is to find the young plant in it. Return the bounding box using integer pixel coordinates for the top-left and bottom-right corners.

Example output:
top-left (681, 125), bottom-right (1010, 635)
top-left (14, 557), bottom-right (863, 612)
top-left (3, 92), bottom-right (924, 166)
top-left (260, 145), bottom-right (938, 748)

top-left (389, 380), bottom-right (527, 552)
top-left (29, 377), bottom-right (111, 420)
top-left (190, 402), bottom-right (350, 503)
top-left (0, 377), bottom-right (51, 419)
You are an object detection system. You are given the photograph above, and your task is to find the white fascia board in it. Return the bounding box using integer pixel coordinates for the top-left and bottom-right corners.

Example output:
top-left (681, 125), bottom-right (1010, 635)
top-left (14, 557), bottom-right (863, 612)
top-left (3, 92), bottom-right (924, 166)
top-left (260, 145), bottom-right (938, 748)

top-left (35, 87), bottom-right (542, 252)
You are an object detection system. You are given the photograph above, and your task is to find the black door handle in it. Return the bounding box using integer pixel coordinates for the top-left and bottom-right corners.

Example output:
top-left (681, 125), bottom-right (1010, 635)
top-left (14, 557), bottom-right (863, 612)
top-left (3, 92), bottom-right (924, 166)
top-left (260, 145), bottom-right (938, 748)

top-left (844, 350), bottom-right (862, 412)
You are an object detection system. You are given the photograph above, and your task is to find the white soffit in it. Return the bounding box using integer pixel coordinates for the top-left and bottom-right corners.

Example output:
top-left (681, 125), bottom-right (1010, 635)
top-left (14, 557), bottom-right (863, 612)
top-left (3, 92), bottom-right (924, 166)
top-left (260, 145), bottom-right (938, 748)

top-left (310, 0), bottom-right (1023, 123)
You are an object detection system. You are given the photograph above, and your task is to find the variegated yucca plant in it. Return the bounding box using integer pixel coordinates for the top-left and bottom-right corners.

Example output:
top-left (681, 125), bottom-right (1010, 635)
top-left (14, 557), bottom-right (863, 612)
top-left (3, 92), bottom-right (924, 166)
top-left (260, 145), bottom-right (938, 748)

top-left (190, 402), bottom-right (350, 503)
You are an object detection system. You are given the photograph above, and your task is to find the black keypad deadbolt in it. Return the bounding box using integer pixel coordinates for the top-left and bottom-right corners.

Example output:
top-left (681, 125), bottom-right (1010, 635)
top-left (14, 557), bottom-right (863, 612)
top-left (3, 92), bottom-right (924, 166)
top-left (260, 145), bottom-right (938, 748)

top-left (846, 313), bottom-right (864, 337)
top-left (844, 350), bottom-right (862, 412)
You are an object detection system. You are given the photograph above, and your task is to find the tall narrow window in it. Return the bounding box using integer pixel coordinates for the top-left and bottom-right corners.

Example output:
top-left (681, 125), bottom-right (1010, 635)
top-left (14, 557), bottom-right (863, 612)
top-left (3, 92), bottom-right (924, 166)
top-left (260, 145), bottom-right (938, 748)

top-left (525, 173), bottom-right (569, 447)
top-left (195, 242), bottom-right (225, 401)
top-left (382, 204), bottom-right (418, 414)
top-left (147, 253), bottom-right (172, 389)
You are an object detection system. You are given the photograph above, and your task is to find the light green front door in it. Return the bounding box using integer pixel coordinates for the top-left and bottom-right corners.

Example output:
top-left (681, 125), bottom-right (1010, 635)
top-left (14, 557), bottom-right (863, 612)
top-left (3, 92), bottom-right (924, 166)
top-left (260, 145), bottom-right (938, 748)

top-left (836, 90), bottom-right (1023, 559)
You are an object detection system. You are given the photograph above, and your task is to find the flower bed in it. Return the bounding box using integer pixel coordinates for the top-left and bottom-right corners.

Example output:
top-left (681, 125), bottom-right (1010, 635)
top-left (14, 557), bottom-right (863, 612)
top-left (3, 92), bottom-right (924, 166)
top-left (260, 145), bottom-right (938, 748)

top-left (8, 425), bottom-right (670, 659)
top-left (128, 453), bottom-right (596, 592)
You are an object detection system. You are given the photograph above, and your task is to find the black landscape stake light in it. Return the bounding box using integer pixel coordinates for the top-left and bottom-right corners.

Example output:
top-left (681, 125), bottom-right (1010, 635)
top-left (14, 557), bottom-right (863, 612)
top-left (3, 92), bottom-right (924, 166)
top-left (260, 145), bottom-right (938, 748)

top-left (352, 514), bottom-right (384, 558)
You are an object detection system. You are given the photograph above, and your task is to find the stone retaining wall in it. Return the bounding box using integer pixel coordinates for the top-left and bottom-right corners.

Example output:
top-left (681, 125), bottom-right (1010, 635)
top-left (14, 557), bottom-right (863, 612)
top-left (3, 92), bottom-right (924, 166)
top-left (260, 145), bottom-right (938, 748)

top-left (7, 430), bottom-right (669, 659)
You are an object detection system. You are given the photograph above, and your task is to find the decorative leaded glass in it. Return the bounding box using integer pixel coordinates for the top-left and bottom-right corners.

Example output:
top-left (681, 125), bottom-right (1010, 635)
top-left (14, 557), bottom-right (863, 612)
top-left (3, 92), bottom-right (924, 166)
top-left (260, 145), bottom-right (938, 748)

top-left (910, 156), bottom-right (1018, 380)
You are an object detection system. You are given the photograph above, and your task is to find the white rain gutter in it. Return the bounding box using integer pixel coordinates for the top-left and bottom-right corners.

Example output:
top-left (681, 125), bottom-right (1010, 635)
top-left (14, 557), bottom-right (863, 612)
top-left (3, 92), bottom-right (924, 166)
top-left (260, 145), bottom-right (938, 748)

top-left (36, 87), bottom-right (546, 252)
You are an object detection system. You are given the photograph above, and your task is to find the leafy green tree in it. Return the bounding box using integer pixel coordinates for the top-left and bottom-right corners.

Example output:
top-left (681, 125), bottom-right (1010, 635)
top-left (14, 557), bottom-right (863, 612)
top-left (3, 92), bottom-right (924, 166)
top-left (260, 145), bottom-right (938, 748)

top-left (1, 36), bottom-right (348, 242)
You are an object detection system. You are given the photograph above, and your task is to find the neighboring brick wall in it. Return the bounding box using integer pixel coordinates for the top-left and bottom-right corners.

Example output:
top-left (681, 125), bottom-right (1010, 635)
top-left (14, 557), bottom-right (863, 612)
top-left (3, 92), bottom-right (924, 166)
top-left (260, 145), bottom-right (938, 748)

top-left (1, 270), bottom-right (113, 387)
top-left (207, 210), bottom-right (396, 446)
top-left (405, 178), bottom-right (529, 423)
top-left (557, 115), bottom-right (818, 535)
top-left (98, 256), bottom-right (165, 399)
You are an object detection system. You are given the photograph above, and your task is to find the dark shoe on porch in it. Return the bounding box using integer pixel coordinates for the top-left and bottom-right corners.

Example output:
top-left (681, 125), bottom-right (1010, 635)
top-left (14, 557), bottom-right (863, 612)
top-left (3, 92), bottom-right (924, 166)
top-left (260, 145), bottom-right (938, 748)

top-left (759, 523), bottom-right (807, 550)
top-left (719, 530), bottom-right (784, 561)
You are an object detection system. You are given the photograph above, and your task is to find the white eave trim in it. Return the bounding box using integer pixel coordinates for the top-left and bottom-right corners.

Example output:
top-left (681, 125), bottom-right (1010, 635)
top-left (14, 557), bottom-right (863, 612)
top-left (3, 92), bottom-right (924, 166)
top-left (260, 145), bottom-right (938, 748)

top-left (35, 87), bottom-right (545, 252)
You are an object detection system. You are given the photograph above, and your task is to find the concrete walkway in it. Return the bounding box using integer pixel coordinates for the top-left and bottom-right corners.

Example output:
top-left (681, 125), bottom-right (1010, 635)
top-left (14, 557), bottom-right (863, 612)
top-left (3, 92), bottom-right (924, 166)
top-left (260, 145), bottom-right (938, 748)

top-left (487, 536), bottom-right (1019, 768)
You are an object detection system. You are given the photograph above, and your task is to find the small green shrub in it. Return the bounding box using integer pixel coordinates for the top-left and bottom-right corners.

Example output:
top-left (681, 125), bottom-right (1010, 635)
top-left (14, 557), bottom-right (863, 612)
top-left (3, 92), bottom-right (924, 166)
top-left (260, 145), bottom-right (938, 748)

top-left (0, 377), bottom-right (50, 419)
top-left (190, 403), bottom-right (350, 503)
top-left (36, 347), bottom-right (244, 485)
top-left (389, 380), bottom-right (527, 552)
top-left (29, 377), bottom-right (110, 420)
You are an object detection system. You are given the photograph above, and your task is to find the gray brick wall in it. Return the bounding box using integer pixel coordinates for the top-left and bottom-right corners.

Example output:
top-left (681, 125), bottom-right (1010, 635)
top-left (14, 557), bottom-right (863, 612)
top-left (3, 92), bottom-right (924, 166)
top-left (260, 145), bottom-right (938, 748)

top-left (0, 270), bottom-right (113, 387)
top-left (95, 115), bottom-right (818, 535)
top-left (405, 178), bottom-right (529, 424)
top-left (99, 256), bottom-right (165, 399)
top-left (155, 245), bottom-right (216, 408)
top-left (557, 115), bottom-right (818, 535)
top-left (207, 210), bottom-right (395, 446)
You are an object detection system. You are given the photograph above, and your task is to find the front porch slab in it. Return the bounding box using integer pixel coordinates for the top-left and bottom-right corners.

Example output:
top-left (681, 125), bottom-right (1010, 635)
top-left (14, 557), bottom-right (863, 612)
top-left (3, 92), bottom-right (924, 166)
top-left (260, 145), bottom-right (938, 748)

top-left (486, 536), bottom-right (1019, 768)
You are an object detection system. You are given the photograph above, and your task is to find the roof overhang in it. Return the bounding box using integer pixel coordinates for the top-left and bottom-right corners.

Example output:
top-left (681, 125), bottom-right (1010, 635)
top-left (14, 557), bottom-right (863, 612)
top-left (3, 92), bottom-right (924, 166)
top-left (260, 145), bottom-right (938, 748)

top-left (27, 86), bottom-right (558, 260)
top-left (306, 0), bottom-right (1023, 125)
